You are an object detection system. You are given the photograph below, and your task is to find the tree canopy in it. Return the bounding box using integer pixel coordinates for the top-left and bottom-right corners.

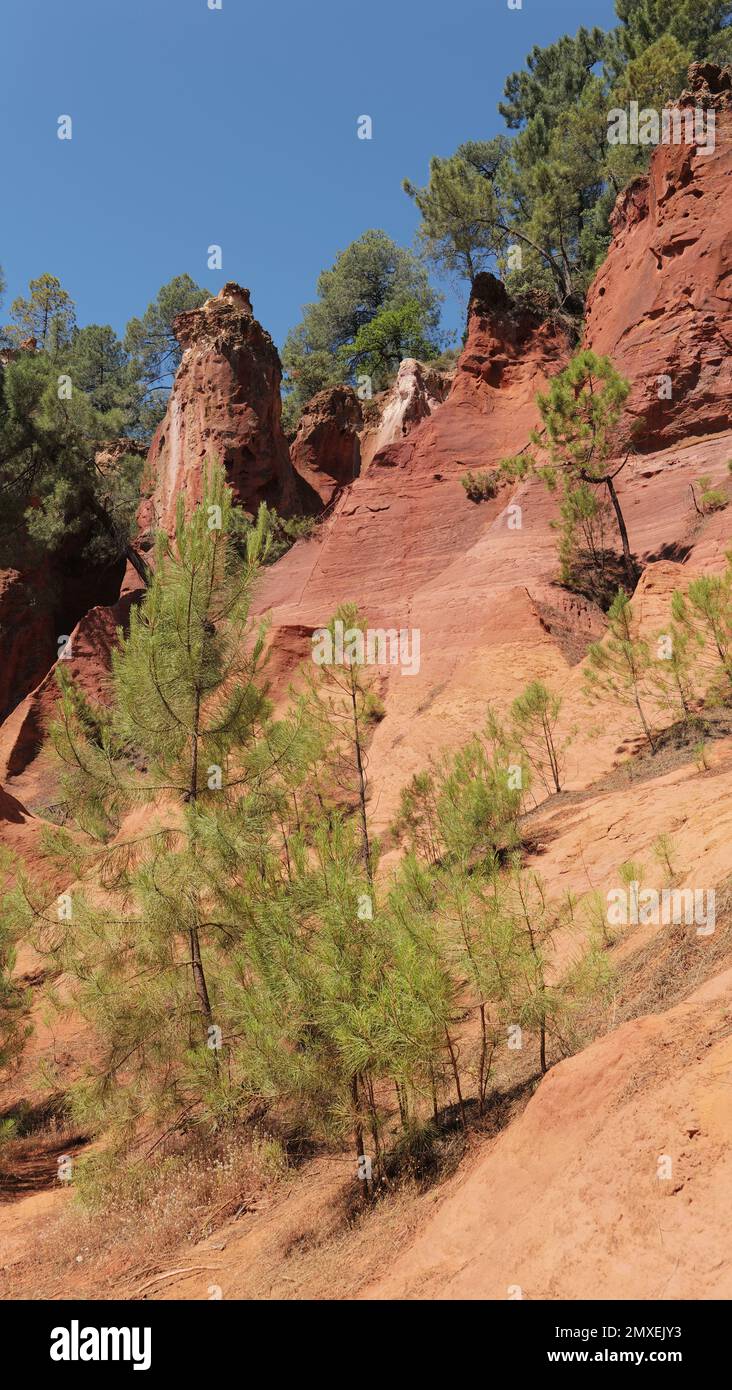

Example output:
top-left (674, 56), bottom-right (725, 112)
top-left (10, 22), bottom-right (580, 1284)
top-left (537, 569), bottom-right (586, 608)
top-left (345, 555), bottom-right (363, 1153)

top-left (281, 230), bottom-right (442, 427)
top-left (404, 4), bottom-right (732, 319)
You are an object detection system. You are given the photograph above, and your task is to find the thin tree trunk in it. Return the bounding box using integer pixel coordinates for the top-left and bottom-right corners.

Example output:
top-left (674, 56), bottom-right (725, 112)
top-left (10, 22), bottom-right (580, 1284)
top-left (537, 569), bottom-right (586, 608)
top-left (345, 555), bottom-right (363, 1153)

top-left (352, 1073), bottom-right (369, 1200)
top-left (88, 489), bottom-right (151, 588)
top-left (634, 690), bottom-right (656, 753)
top-left (542, 714), bottom-right (561, 794)
top-left (430, 1067), bottom-right (439, 1127)
top-left (478, 1004), bottom-right (488, 1116)
top-left (540, 1021), bottom-right (547, 1076)
top-left (605, 475), bottom-right (636, 591)
top-left (188, 687), bottom-right (215, 1030)
top-left (444, 1028), bottom-right (467, 1130)
top-left (349, 679), bottom-right (373, 888)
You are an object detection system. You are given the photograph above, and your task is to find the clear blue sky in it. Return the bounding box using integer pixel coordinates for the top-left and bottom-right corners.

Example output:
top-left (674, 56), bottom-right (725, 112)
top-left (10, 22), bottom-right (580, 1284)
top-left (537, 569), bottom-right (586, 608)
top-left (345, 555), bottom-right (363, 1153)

top-left (1, 0), bottom-right (617, 353)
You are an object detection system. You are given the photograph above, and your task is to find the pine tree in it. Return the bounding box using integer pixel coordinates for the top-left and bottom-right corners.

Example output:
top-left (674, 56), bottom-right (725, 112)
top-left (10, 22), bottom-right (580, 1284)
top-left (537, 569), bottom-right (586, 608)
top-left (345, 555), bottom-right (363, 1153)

top-left (0, 855), bottom-right (30, 1077)
top-left (7, 464), bottom-right (282, 1141)
top-left (304, 605), bottom-right (385, 887)
top-left (509, 680), bottom-right (571, 796)
top-left (5, 273), bottom-right (76, 352)
top-left (671, 561), bottom-right (732, 703)
top-left (585, 590), bottom-right (657, 751)
top-left (501, 351), bottom-right (637, 590)
top-left (553, 479), bottom-right (614, 596)
top-left (650, 620), bottom-right (698, 729)
top-left (501, 865), bottom-right (611, 1076)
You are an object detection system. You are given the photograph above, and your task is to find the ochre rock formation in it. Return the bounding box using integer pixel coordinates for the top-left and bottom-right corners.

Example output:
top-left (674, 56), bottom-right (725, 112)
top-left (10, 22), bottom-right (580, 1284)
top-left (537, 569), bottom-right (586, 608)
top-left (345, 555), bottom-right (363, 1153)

top-left (289, 383), bottom-right (362, 511)
top-left (141, 282), bottom-right (300, 535)
top-left (0, 570), bottom-right (58, 726)
top-left (253, 273), bottom-right (577, 827)
top-left (6, 74), bottom-right (732, 1301)
top-left (585, 67), bottom-right (732, 450)
top-left (0, 573), bottom-right (142, 808)
top-left (359, 358), bottom-right (452, 470)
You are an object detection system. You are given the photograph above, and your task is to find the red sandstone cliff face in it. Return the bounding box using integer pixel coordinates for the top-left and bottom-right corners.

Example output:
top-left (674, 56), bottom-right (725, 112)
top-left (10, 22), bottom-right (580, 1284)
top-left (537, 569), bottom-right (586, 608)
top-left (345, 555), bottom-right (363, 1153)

top-left (142, 283), bottom-right (300, 535)
top-left (585, 68), bottom-right (732, 449)
top-left (359, 358), bottom-right (452, 471)
top-left (7, 78), bottom-right (732, 1304)
top-left (252, 273), bottom-right (581, 823)
top-left (289, 384), bottom-right (362, 511)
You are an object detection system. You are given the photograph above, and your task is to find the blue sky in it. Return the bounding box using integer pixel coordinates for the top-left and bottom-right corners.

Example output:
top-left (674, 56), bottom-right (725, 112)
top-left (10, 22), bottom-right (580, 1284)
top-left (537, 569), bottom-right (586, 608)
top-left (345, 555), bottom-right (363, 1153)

top-left (1, 0), bottom-right (617, 353)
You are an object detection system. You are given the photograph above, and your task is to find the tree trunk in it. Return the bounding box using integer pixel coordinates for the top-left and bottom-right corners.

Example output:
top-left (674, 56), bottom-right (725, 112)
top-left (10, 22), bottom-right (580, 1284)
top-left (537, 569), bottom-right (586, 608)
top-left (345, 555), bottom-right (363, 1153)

top-left (634, 690), bottom-right (656, 753)
top-left (88, 490), bottom-right (151, 588)
top-left (349, 680), bottom-right (373, 888)
top-left (352, 1073), bottom-right (369, 1200)
top-left (445, 1028), bottom-right (467, 1130)
top-left (477, 1004), bottom-right (489, 1116)
top-left (605, 474), bottom-right (637, 591)
top-left (188, 687), bottom-right (215, 1031)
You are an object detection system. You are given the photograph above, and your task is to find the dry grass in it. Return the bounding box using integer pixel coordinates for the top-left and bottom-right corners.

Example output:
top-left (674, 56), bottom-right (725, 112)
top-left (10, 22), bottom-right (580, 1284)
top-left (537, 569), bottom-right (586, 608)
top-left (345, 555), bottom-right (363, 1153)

top-left (1, 1126), bottom-right (290, 1299)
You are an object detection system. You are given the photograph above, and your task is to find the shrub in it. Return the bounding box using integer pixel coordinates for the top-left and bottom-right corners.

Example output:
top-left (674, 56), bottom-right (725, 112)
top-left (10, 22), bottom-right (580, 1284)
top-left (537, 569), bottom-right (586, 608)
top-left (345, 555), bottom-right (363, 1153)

top-left (461, 469), bottom-right (499, 502)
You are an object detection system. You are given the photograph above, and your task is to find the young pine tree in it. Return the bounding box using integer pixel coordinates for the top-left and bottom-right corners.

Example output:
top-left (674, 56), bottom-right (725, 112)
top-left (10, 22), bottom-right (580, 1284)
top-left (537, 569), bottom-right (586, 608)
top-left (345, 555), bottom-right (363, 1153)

top-left (305, 605), bottom-right (384, 887)
top-left (509, 679), bottom-right (571, 796)
top-left (502, 864), bottom-right (610, 1075)
top-left (501, 351), bottom-right (637, 590)
top-left (8, 464), bottom-right (282, 1141)
top-left (585, 590), bottom-right (657, 752)
top-left (671, 560), bottom-right (732, 704)
top-left (650, 620), bottom-right (699, 731)
top-left (552, 479), bottom-right (613, 596)
top-left (0, 857), bottom-right (30, 1079)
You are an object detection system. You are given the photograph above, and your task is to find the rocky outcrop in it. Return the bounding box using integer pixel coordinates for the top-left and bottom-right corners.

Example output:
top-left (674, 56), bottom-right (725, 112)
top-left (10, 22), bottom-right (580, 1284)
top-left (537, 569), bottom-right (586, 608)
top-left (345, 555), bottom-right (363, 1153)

top-left (0, 570), bottom-right (58, 725)
top-left (359, 359), bottom-right (452, 470)
top-left (0, 336), bottom-right (37, 367)
top-left (585, 73), bottom-right (732, 450)
top-left (367, 969), bottom-right (732, 1299)
top-left (95, 438), bottom-right (147, 473)
top-left (253, 274), bottom-right (575, 829)
top-left (142, 283), bottom-right (300, 535)
top-left (0, 552), bottom-right (126, 728)
top-left (289, 384), bottom-right (362, 511)
top-left (0, 571), bottom-right (143, 807)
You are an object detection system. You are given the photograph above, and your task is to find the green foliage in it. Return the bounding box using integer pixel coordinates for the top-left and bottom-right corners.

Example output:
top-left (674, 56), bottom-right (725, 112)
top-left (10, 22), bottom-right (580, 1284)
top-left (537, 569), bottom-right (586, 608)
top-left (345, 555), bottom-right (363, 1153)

top-left (228, 504), bottom-right (315, 566)
top-left (585, 590), bottom-right (657, 750)
top-left (650, 620), bottom-right (698, 727)
top-left (338, 298), bottom-right (439, 389)
top-left (552, 480), bottom-right (614, 594)
top-left (611, 0), bottom-right (732, 66)
top-left (6, 466), bottom-right (280, 1139)
top-left (406, 6), bottom-right (732, 315)
top-left (281, 230), bottom-right (442, 428)
top-left (4, 273), bottom-right (76, 353)
top-left (393, 719), bottom-right (525, 873)
top-left (0, 350), bottom-right (143, 572)
top-left (403, 140), bottom-right (511, 285)
top-left (124, 274), bottom-right (209, 433)
top-left (501, 351), bottom-right (637, 589)
top-left (671, 558), bottom-right (732, 702)
top-left (499, 26), bottom-right (610, 129)
top-left (526, 350), bottom-right (631, 488)
top-left (461, 469), bottom-right (499, 502)
top-left (695, 475), bottom-right (728, 514)
top-left (0, 855), bottom-right (30, 1073)
top-left (62, 323), bottom-right (142, 426)
top-left (509, 680), bottom-right (572, 796)
top-left (652, 832), bottom-right (678, 883)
